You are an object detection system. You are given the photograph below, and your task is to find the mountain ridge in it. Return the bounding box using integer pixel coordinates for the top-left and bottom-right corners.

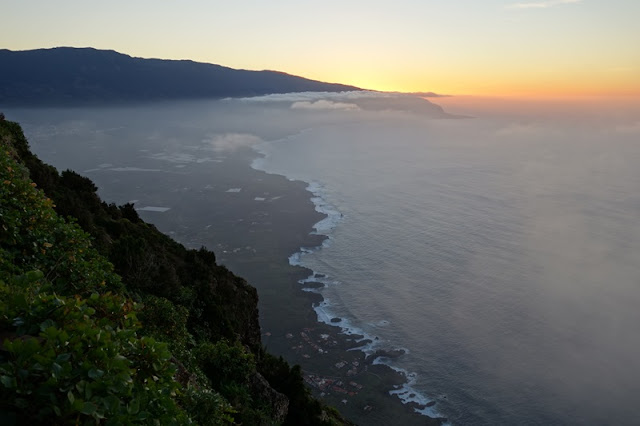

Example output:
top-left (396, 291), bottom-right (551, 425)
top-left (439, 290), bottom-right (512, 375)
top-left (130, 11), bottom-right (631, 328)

top-left (0, 47), bottom-right (362, 105)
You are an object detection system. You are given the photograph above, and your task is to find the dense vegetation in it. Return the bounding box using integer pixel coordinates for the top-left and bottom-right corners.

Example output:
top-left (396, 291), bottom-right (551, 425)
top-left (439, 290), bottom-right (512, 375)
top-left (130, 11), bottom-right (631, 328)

top-left (0, 119), bottom-right (349, 425)
top-left (0, 48), bottom-right (359, 105)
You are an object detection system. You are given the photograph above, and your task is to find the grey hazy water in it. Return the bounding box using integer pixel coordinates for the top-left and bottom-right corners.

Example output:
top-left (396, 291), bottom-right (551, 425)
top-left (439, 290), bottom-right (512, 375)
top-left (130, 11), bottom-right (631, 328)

top-left (254, 105), bottom-right (640, 425)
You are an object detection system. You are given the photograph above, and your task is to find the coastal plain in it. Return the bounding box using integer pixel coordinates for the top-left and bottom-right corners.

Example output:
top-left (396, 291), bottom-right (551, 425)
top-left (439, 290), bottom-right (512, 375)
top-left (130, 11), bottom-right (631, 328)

top-left (108, 148), bottom-right (445, 426)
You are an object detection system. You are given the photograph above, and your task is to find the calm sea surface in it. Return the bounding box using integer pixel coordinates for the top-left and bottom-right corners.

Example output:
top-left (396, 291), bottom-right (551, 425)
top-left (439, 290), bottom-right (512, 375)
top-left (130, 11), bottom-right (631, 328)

top-left (9, 97), bottom-right (640, 424)
top-left (254, 106), bottom-right (640, 425)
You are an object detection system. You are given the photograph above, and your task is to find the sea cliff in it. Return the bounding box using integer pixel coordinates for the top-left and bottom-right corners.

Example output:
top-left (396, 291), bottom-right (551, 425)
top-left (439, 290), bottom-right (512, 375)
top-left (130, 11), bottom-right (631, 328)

top-left (0, 118), bottom-right (350, 425)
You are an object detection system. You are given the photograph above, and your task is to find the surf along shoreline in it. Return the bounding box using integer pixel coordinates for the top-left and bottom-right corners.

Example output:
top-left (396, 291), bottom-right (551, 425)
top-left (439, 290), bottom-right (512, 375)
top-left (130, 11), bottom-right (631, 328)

top-left (224, 142), bottom-right (448, 425)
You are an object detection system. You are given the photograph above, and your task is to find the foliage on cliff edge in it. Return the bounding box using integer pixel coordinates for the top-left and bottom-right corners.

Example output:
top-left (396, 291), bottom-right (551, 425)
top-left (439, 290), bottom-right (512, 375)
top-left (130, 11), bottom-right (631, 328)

top-left (0, 119), bottom-right (348, 425)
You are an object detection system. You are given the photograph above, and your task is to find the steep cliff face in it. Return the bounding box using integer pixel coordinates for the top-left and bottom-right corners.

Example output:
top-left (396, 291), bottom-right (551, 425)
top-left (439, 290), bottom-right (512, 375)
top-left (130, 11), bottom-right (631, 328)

top-left (1, 121), bottom-right (194, 424)
top-left (0, 119), bottom-right (350, 425)
top-left (2, 119), bottom-right (262, 349)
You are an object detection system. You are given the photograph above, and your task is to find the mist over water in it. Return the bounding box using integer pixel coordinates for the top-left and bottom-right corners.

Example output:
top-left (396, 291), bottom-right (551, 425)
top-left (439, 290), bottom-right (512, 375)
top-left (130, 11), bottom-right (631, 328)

top-left (251, 96), bottom-right (640, 424)
top-left (8, 94), bottom-right (640, 424)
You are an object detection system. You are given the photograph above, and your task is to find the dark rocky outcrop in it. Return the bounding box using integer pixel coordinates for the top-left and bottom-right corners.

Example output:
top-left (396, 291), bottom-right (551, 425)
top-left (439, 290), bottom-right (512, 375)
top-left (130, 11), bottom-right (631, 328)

top-left (250, 373), bottom-right (290, 423)
top-left (365, 348), bottom-right (407, 364)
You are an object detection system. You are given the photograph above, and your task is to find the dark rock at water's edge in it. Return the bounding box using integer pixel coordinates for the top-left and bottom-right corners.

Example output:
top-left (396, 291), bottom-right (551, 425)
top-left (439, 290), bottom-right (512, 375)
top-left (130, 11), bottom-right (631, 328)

top-left (0, 47), bottom-right (361, 106)
top-left (302, 280), bottom-right (325, 289)
top-left (331, 317), bottom-right (343, 323)
top-left (302, 291), bottom-right (324, 306)
top-left (365, 348), bottom-right (407, 364)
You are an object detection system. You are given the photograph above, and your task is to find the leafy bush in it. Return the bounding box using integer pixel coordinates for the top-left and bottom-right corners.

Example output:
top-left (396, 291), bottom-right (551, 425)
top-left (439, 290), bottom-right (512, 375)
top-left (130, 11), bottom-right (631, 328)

top-left (0, 124), bottom-right (191, 424)
top-left (0, 271), bottom-right (188, 425)
top-left (195, 340), bottom-right (255, 391)
top-left (179, 388), bottom-right (235, 426)
top-left (0, 140), bottom-right (122, 296)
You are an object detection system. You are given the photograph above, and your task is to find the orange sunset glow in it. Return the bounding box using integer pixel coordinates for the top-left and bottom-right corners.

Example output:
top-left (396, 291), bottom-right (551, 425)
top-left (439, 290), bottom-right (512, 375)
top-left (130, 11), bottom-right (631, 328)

top-left (2, 0), bottom-right (639, 97)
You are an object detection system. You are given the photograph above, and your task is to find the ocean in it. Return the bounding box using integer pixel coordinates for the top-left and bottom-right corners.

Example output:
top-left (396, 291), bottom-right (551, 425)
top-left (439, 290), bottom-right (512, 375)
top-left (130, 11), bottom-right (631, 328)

top-left (252, 98), bottom-right (640, 424)
top-left (8, 94), bottom-right (640, 424)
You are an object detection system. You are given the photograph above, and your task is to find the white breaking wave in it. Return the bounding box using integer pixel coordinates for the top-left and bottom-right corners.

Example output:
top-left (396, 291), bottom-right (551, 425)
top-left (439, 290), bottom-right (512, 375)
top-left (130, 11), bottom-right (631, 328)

top-left (250, 128), bottom-right (444, 421)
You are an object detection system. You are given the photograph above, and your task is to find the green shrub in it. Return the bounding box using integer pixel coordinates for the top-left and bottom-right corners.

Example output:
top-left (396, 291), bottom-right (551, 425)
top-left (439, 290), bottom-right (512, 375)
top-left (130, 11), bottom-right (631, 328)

top-left (195, 340), bottom-right (255, 391)
top-left (0, 271), bottom-right (189, 425)
top-left (180, 388), bottom-right (235, 426)
top-left (0, 141), bottom-right (122, 296)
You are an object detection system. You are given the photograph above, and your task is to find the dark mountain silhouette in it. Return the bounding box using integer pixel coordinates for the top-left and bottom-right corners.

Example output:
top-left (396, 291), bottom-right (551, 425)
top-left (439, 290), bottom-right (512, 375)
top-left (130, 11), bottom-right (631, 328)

top-left (0, 47), bottom-right (361, 105)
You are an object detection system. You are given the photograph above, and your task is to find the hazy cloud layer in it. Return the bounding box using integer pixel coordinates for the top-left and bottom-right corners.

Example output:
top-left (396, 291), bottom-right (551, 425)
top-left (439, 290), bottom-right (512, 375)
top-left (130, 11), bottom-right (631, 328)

top-left (236, 90), bottom-right (449, 118)
top-left (237, 90), bottom-right (391, 103)
top-left (291, 100), bottom-right (360, 111)
top-left (507, 0), bottom-right (582, 9)
top-left (205, 133), bottom-right (262, 152)
top-left (495, 123), bottom-right (541, 136)
top-left (615, 121), bottom-right (640, 134)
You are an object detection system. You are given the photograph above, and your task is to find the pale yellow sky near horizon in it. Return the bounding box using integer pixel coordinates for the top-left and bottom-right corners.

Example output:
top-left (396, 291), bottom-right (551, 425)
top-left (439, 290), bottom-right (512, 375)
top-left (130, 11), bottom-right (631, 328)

top-left (2, 0), bottom-right (639, 96)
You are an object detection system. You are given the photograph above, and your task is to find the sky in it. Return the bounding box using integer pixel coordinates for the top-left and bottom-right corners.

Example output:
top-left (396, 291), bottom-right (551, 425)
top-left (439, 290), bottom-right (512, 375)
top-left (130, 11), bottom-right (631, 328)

top-left (2, 0), bottom-right (639, 96)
